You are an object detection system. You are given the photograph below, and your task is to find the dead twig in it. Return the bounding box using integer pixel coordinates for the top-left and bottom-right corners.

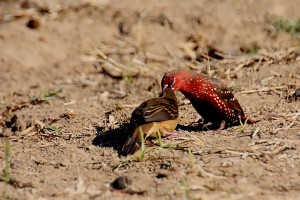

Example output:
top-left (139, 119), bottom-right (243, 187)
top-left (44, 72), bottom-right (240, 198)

top-left (250, 127), bottom-right (260, 139)
top-left (92, 48), bottom-right (140, 79)
top-left (236, 85), bottom-right (287, 94)
top-left (260, 145), bottom-right (294, 155)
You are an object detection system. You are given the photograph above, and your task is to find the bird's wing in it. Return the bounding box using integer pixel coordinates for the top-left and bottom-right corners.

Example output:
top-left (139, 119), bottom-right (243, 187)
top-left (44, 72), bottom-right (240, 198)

top-left (207, 76), bottom-right (245, 116)
top-left (130, 98), bottom-right (178, 126)
top-left (123, 99), bottom-right (178, 155)
top-left (144, 101), bottom-right (178, 122)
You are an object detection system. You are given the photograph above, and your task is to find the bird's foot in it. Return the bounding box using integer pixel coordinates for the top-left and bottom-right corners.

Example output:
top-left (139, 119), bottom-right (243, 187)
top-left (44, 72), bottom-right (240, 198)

top-left (202, 120), bottom-right (226, 133)
top-left (163, 131), bottom-right (181, 140)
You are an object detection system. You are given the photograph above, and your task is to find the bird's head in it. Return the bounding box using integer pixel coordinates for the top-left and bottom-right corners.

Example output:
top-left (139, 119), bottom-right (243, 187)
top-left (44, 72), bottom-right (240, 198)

top-left (161, 70), bottom-right (192, 92)
top-left (159, 87), bottom-right (177, 101)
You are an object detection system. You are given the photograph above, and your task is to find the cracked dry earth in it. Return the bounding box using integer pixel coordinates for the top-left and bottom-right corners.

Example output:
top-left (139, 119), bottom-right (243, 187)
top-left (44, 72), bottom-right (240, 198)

top-left (0, 0), bottom-right (300, 200)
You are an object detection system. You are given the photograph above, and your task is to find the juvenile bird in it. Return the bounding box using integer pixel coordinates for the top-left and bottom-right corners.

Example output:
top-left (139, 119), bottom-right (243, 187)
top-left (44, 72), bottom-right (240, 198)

top-left (122, 88), bottom-right (179, 155)
top-left (161, 70), bottom-right (254, 129)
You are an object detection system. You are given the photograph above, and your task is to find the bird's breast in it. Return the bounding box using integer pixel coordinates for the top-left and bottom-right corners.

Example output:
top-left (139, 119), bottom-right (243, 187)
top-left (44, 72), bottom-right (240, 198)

top-left (136, 119), bottom-right (178, 138)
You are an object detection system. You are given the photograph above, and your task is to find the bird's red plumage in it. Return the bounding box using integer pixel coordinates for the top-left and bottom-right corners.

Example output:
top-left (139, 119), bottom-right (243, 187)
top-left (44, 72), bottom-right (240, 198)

top-left (161, 70), bottom-right (254, 128)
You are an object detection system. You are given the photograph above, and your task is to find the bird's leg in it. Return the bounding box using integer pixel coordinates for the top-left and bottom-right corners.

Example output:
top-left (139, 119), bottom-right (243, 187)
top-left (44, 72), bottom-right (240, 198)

top-left (202, 120), bottom-right (226, 133)
top-left (215, 120), bottom-right (226, 133)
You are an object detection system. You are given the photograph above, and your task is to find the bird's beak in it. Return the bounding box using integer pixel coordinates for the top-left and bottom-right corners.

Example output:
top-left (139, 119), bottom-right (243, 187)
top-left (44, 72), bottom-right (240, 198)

top-left (162, 84), bottom-right (169, 92)
top-left (160, 85), bottom-right (169, 97)
top-left (160, 84), bottom-right (174, 97)
top-left (163, 84), bottom-right (175, 91)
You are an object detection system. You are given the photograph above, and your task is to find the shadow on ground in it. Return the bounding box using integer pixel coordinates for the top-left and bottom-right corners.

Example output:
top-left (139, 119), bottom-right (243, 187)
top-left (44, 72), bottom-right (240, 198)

top-left (176, 118), bottom-right (255, 132)
top-left (176, 120), bottom-right (214, 132)
top-left (92, 123), bottom-right (131, 155)
top-left (92, 119), bottom-right (251, 156)
top-left (92, 122), bottom-right (206, 155)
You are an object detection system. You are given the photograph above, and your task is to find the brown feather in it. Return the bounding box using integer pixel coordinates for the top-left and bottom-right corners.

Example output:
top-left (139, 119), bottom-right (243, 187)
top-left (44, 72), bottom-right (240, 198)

top-left (122, 88), bottom-right (178, 155)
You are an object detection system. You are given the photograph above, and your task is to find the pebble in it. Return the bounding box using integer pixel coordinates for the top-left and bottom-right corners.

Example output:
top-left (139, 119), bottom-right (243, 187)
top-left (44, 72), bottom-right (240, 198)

top-left (111, 176), bottom-right (132, 190)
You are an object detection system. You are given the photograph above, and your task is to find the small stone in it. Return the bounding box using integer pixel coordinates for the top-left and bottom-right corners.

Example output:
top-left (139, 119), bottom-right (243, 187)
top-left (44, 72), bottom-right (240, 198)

top-left (295, 88), bottom-right (300, 98)
top-left (27, 18), bottom-right (40, 29)
top-left (156, 169), bottom-right (171, 178)
top-left (111, 176), bottom-right (132, 190)
top-left (221, 161), bottom-right (233, 167)
top-left (33, 158), bottom-right (48, 165)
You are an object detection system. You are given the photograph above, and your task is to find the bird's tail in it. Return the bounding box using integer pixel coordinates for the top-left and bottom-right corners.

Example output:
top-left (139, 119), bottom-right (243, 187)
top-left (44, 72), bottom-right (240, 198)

top-left (122, 128), bottom-right (141, 155)
top-left (241, 115), bottom-right (256, 124)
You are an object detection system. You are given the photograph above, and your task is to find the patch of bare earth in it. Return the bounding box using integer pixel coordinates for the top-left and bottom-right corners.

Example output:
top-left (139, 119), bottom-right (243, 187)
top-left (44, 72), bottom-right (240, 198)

top-left (0, 0), bottom-right (299, 199)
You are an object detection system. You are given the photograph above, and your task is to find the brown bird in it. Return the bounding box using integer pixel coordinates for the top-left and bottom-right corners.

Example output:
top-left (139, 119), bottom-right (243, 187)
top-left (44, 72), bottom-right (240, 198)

top-left (122, 88), bottom-right (179, 155)
top-left (161, 70), bottom-right (255, 129)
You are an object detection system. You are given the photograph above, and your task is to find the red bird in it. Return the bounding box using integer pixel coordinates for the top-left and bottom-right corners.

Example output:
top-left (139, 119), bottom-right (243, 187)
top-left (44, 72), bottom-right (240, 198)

top-left (161, 70), bottom-right (255, 129)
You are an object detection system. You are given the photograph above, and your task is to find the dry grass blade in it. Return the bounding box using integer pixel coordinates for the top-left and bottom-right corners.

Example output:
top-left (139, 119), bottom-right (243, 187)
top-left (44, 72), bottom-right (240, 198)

top-left (92, 48), bottom-right (140, 79)
top-left (260, 145), bottom-right (294, 155)
top-left (250, 127), bottom-right (260, 139)
top-left (157, 132), bottom-right (207, 150)
top-left (178, 133), bottom-right (207, 147)
top-left (215, 46), bottom-right (300, 77)
top-left (236, 85), bottom-right (288, 94)
top-left (20, 126), bottom-right (35, 136)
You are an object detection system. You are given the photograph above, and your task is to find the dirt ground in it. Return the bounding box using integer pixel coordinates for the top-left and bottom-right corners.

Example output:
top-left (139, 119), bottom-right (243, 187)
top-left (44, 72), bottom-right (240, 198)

top-left (0, 0), bottom-right (300, 199)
